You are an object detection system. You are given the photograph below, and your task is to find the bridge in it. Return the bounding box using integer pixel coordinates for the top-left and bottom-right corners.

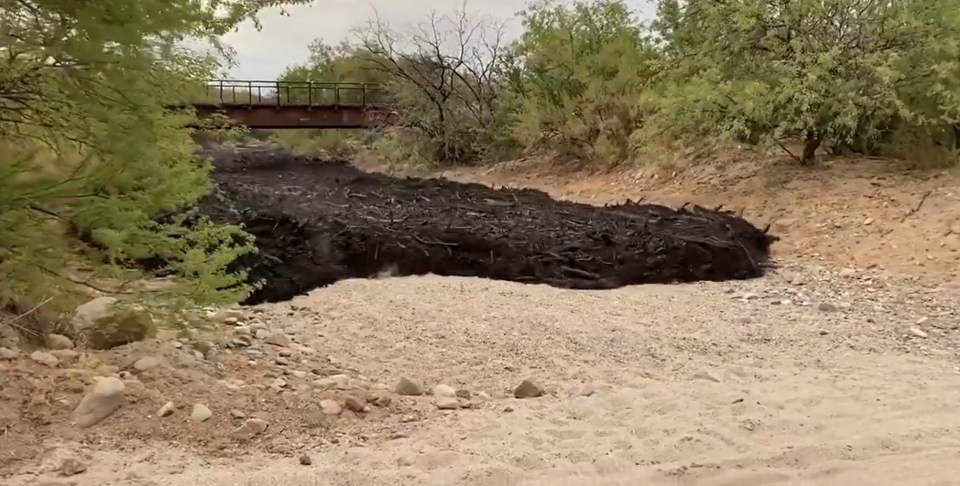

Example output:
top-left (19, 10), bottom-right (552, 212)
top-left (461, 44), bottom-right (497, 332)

top-left (185, 80), bottom-right (397, 129)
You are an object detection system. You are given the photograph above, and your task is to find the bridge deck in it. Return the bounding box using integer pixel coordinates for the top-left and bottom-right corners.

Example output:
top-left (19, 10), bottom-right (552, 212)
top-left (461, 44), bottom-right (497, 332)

top-left (187, 80), bottom-right (396, 129)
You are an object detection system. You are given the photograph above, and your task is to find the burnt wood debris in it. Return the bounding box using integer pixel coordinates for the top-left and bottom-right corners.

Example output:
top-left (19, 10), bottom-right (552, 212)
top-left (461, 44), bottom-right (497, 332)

top-left (195, 146), bottom-right (778, 305)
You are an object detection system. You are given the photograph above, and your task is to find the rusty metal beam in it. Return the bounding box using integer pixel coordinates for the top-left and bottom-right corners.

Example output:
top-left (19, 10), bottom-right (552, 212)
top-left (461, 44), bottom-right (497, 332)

top-left (190, 104), bottom-right (396, 129)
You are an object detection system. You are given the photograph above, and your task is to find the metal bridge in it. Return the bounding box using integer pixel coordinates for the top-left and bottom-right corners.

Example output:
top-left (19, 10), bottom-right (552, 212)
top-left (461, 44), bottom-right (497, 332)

top-left (186, 80), bottom-right (397, 129)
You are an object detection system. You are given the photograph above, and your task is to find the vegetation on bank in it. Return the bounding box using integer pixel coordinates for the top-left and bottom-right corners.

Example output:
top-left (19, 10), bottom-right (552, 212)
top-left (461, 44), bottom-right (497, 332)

top-left (275, 0), bottom-right (960, 169)
top-left (0, 0), bottom-right (311, 329)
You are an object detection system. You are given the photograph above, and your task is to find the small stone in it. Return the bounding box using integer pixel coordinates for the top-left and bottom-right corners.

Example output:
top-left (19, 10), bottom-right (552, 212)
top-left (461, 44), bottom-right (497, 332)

top-left (270, 378), bottom-right (287, 389)
top-left (314, 378), bottom-right (336, 390)
top-left (692, 371), bottom-right (721, 383)
top-left (395, 377), bottom-right (424, 396)
top-left (158, 401), bottom-right (175, 417)
top-left (60, 457), bottom-right (87, 476)
top-left (0, 347), bottom-right (18, 360)
top-left (909, 328), bottom-right (929, 338)
top-left (190, 404), bottom-right (212, 422)
top-left (292, 370), bottom-right (307, 379)
top-left (74, 377), bottom-right (125, 427)
top-left (233, 418), bottom-right (269, 438)
top-left (455, 389), bottom-right (472, 399)
top-left (255, 329), bottom-right (271, 339)
top-left (299, 454), bottom-right (312, 466)
top-left (275, 357), bottom-right (291, 366)
top-left (434, 384), bottom-right (456, 397)
top-left (330, 374), bottom-right (350, 389)
top-left (578, 384), bottom-right (597, 397)
top-left (234, 326), bottom-right (251, 336)
top-left (374, 396), bottom-right (392, 407)
top-left (397, 454), bottom-right (417, 467)
top-left (477, 392), bottom-right (491, 400)
top-left (344, 396), bottom-right (366, 413)
top-left (51, 349), bottom-right (79, 361)
top-left (264, 332), bottom-right (292, 347)
top-left (817, 302), bottom-right (838, 312)
top-left (30, 350), bottom-right (59, 367)
top-left (133, 356), bottom-right (163, 372)
top-left (435, 397), bottom-right (460, 410)
top-left (320, 399), bottom-right (342, 415)
top-left (45, 334), bottom-right (75, 350)
top-left (278, 349), bottom-right (293, 357)
top-left (514, 379), bottom-right (545, 399)
top-left (230, 409), bottom-right (247, 419)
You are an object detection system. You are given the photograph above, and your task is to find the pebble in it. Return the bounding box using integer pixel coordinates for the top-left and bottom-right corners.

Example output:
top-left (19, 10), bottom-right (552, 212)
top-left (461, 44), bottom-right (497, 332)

top-left (299, 454), bottom-right (312, 466)
top-left (0, 347), bottom-right (18, 360)
top-left (374, 396), bottom-right (393, 407)
top-left (158, 401), bottom-right (176, 417)
top-left (133, 356), bottom-right (163, 372)
top-left (578, 384), bottom-right (598, 397)
top-left (230, 409), bottom-right (247, 419)
top-left (434, 384), bottom-right (456, 397)
top-left (692, 371), bottom-right (721, 383)
top-left (344, 396), bottom-right (367, 413)
top-left (314, 378), bottom-right (336, 390)
top-left (817, 302), bottom-right (839, 312)
top-left (455, 389), bottom-right (472, 399)
top-left (514, 379), bottom-right (545, 399)
top-left (330, 374), bottom-right (350, 389)
top-left (51, 349), bottom-right (79, 361)
top-left (74, 377), bottom-right (125, 427)
top-left (234, 326), bottom-right (251, 336)
top-left (320, 399), bottom-right (342, 415)
top-left (278, 349), bottom-right (293, 357)
top-left (395, 377), bottom-right (424, 396)
top-left (191, 404), bottom-right (213, 422)
top-left (435, 397), bottom-right (460, 410)
top-left (45, 334), bottom-right (75, 350)
top-left (264, 332), bottom-right (292, 347)
top-left (30, 350), bottom-right (59, 367)
top-left (233, 418), bottom-right (269, 438)
top-left (909, 327), bottom-right (929, 338)
top-left (60, 457), bottom-right (87, 476)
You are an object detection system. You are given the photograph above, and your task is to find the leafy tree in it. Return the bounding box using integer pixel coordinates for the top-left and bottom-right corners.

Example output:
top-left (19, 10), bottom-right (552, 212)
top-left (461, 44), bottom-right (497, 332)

top-left (0, 0), bottom-right (306, 319)
top-left (651, 0), bottom-right (960, 164)
top-left (509, 0), bottom-right (660, 164)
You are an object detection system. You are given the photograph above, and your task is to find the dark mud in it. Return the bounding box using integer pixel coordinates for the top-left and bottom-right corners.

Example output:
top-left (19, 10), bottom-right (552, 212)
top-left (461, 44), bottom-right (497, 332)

top-left (198, 146), bottom-right (777, 304)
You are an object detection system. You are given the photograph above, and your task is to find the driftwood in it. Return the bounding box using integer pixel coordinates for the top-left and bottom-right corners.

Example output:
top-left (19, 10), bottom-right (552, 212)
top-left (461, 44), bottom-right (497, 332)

top-left (198, 147), bottom-right (778, 304)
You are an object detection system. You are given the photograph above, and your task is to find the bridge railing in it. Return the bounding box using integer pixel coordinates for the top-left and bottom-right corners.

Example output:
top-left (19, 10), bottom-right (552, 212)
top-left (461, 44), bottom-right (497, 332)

top-left (202, 80), bottom-right (388, 107)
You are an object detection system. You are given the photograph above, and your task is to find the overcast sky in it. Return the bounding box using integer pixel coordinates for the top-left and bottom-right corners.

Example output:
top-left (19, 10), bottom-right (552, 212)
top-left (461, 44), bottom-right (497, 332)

top-left (220, 0), bottom-right (657, 80)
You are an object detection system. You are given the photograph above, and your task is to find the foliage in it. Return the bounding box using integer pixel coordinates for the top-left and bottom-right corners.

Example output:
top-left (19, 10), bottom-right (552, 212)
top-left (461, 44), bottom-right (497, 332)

top-left (0, 0), bottom-right (301, 320)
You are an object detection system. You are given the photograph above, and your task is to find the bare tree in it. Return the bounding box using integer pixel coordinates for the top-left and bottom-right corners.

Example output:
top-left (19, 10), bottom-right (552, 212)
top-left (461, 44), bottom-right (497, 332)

top-left (353, 2), bottom-right (510, 162)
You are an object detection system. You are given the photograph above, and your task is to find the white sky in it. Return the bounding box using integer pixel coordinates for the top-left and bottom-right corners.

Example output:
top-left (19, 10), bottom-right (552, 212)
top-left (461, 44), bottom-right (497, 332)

top-left (220, 0), bottom-right (657, 80)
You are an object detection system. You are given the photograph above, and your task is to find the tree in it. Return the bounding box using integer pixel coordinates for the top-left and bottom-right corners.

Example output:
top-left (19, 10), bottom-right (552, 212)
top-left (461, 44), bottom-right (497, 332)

top-left (651, 0), bottom-right (960, 164)
top-left (509, 0), bottom-right (660, 164)
top-left (353, 3), bottom-right (515, 163)
top-left (0, 0), bottom-right (306, 317)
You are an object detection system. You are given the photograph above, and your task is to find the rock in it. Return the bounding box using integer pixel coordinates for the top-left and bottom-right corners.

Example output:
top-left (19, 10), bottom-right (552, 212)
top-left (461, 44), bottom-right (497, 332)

top-left (190, 404), bottom-right (212, 422)
top-left (292, 370), bottom-right (308, 379)
top-left (319, 399), bottom-right (342, 415)
top-left (234, 326), bottom-right (252, 336)
top-left (374, 396), bottom-right (393, 407)
top-left (344, 396), bottom-right (366, 413)
top-left (51, 349), bottom-right (79, 362)
top-left (0, 347), bottom-right (19, 360)
top-left (817, 302), bottom-right (839, 312)
top-left (133, 356), bottom-right (163, 372)
top-left (578, 384), bottom-right (598, 397)
top-left (278, 349), bottom-right (293, 357)
top-left (74, 377), bottom-right (125, 427)
top-left (909, 327), bottom-right (929, 338)
top-left (455, 389), bottom-right (472, 399)
top-left (264, 332), bottom-right (292, 347)
top-left (158, 401), bottom-right (176, 417)
top-left (233, 418), bottom-right (269, 438)
top-left (395, 377), bottom-right (424, 396)
top-left (397, 454), bottom-right (417, 467)
top-left (0, 324), bottom-right (19, 348)
top-left (60, 457), bottom-right (87, 476)
top-left (692, 371), bottom-right (721, 383)
top-left (71, 296), bottom-right (153, 349)
top-left (30, 350), bottom-right (59, 367)
top-left (330, 374), bottom-right (350, 389)
top-left (299, 454), bottom-right (312, 466)
top-left (435, 397), bottom-right (460, 410)
top-left (254, 329), bottom-right (271, 339)
top-left (434, 384), bottom-right (456, 397)
top-left (45, 334), bottom-right (75, 350)
top-left (313, 378), bottom-right (336, 390)
top-left (230, 409), bottom-right (247, 419)
top-left (514, 379), bottom-right (545, 399)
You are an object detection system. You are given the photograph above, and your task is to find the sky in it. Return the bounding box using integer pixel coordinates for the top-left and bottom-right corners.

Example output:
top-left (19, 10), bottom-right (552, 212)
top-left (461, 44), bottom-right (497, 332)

top-left (220, 0), bottom-right (657, 80)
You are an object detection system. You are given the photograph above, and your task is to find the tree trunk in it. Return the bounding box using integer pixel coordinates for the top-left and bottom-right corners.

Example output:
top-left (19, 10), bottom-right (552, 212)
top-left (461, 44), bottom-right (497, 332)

top-left (801, 132), bottom-right (822, 165)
